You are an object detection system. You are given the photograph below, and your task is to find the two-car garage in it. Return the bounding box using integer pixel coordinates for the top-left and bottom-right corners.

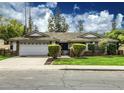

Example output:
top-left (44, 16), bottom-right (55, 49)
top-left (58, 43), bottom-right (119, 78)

top-left (19, 43), bottom-right (48, 56)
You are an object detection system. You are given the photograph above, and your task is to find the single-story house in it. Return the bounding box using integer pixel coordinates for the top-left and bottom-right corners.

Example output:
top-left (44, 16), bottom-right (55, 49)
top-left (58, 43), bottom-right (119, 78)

top-left (9, 31), bottom-right (118, 56)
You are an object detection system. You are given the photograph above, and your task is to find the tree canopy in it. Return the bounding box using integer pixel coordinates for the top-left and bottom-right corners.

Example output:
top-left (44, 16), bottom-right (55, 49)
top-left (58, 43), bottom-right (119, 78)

top-left (105, 30), bottom-right (122, 39)
top-left (48, 8), bottom-right (68, 32)
top-left (77, 20), bottom-right (83, 32)
top-left (0, 16), bottom-right (24, 42)
top-left (118, 34), bottom-right (124, 43)
top-left (105, 29), bottom-right (124, 43)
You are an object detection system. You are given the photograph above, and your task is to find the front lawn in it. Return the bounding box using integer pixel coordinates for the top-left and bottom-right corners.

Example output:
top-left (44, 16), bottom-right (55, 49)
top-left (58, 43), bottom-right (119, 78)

top-left (0, 55), bottom-right (10, 61)
top-left (53, 56), bottom-right (124, 66)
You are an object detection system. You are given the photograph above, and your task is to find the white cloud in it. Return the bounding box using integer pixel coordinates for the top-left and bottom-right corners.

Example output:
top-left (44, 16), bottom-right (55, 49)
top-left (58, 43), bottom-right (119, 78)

top-left (63, 10), bottom-right (114, 33)
top-left (115, 13), bottom-right (123, 29)
top-left (32, 7), bottom-right (52, 32)
top-left (0, 2), bottom-right (53, 32)
top-left (46, 2), bottom-right (57, 8)
top-left (83, 10), bottom-right (114, 33)
top-left (0, 2), bottom-right (25, 23)
top-left (62, 14), bottom-right (84, 32)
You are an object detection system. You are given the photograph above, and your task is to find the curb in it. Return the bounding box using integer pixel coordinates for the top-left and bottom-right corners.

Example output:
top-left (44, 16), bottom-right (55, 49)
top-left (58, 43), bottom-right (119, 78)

top-left (43, 65), bottom-right (124, 71)
top-left (0, 65), bottom-right (124, 71)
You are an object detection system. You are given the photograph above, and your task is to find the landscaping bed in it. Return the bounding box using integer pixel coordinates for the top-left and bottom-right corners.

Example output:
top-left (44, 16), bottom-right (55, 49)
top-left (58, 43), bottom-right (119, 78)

top-left (53, 56), bottom-right (124, 66)
top-left (44, 58), bottom-right (53, 65)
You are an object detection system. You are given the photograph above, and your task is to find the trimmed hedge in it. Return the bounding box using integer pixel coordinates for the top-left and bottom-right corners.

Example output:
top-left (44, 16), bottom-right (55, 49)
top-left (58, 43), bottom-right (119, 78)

top-left (107, 43), bottom-right (117, 55)
top-left (72, 43), bottom-right (86, 57)
top-left (48, 44), bottom-right (61, 59)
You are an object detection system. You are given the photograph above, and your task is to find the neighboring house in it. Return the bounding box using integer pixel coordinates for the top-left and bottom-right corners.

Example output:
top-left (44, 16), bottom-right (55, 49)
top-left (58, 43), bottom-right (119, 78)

top-left (118, 44), bottom-right (124, 55)
top-left (0, 39), bottom-right (4, 45)
top-left (9, 31), bottom-right (118, 56)
top-left (0, 39), bottom-right (10, 50)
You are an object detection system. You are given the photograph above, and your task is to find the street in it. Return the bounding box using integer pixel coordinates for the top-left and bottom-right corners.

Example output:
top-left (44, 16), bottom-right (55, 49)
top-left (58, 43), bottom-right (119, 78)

top-left (0, 70), bottom-right (124, 90)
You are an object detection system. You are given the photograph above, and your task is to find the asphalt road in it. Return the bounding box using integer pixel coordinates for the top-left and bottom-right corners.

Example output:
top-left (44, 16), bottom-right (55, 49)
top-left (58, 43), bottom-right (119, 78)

top-left (0, 70), bottom-right (124, 90)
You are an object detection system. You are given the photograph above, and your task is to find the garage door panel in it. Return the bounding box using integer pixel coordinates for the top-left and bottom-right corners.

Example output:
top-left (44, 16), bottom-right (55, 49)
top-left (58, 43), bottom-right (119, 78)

top-left (19, 44), bottom-right (48, 56)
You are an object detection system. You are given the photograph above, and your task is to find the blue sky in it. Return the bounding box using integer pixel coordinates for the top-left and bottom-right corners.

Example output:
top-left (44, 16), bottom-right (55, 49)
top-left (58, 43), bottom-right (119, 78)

top-left (32, 2), bottom-right (124, 15)
top-left (0, 2), bottom-right (124, 33)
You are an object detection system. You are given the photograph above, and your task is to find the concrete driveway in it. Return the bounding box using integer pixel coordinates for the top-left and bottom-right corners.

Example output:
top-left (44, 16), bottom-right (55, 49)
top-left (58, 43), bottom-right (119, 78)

top-left (0, 57), bottom-right (48, 70)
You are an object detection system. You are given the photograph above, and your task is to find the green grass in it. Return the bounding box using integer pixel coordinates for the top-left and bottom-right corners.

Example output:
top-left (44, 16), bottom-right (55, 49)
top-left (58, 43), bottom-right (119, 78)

top-left (53, 56), bottom-right (124, 66)
top-left (0, 55), bottom-right (10, 61)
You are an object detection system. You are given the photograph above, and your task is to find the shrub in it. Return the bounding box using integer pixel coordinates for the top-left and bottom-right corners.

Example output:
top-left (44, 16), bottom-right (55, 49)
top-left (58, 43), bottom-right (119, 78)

top-left (107, 43), bottom-right (117, 55)
top-left (98, 39), bottom-right (108, 51)
top-left (88, 44), bottom-right (95, 52)
top-left (72, 43), bottom-right (86, 57)
top-left (48, 44), bottom-right (61, 59)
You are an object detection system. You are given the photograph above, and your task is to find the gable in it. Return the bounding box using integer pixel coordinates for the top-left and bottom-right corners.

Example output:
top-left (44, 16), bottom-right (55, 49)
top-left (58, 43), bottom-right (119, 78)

top-left (77, 33), bottom-right (102, 38)
top-left (30, 33), bottom-right (42, 37)
top-left (84, 34), bottom-right (97, 38)
top-left (26, 31), bottom-right (49, 38)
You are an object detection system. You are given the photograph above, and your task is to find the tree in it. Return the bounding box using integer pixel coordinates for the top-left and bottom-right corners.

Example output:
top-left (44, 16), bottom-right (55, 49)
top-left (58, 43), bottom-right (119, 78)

top-left (0, 16), bottom-right (24, 42)
top-left (98, 39), bottom-right (110, 54)
top-left (61, 16), bottom-right (68, 32)
top-left (112, 21), bottom-right (116, 30)
top-left (54, 8), bottom-right (62, 32)
top-left (98, 39), bottom-right (108, 51)
top-left (28, 16), bottom-right (33, 32)
top-left (77, 20), bottom-right (83, 32)
top-left (48, 8), bottom-right (68, 32)
top-left (105, 30), bottom-right (124, 39)
top-left (48, 15), bottom-right (55, 32)
top-left (34, 25), bottom-right (39, 32)
top-left (118, 34), bottom-right (124, 43)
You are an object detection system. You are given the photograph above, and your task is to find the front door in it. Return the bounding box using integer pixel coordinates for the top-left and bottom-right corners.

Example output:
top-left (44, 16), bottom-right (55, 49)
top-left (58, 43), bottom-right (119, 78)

top-left (59, 43), bottom-right (68, 55)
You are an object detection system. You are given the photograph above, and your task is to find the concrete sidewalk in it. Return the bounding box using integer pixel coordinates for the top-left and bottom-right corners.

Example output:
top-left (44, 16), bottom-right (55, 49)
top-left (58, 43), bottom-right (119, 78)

top-left (0, 64), bottom-right (124, 70)
top-left (41, 65), bottom-right (124, 71)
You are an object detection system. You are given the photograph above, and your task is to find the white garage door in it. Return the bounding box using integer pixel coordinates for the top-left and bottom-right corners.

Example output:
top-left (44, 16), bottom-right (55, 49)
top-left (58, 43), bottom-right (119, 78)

top-left (19, 43), bottom-right (48, 56)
